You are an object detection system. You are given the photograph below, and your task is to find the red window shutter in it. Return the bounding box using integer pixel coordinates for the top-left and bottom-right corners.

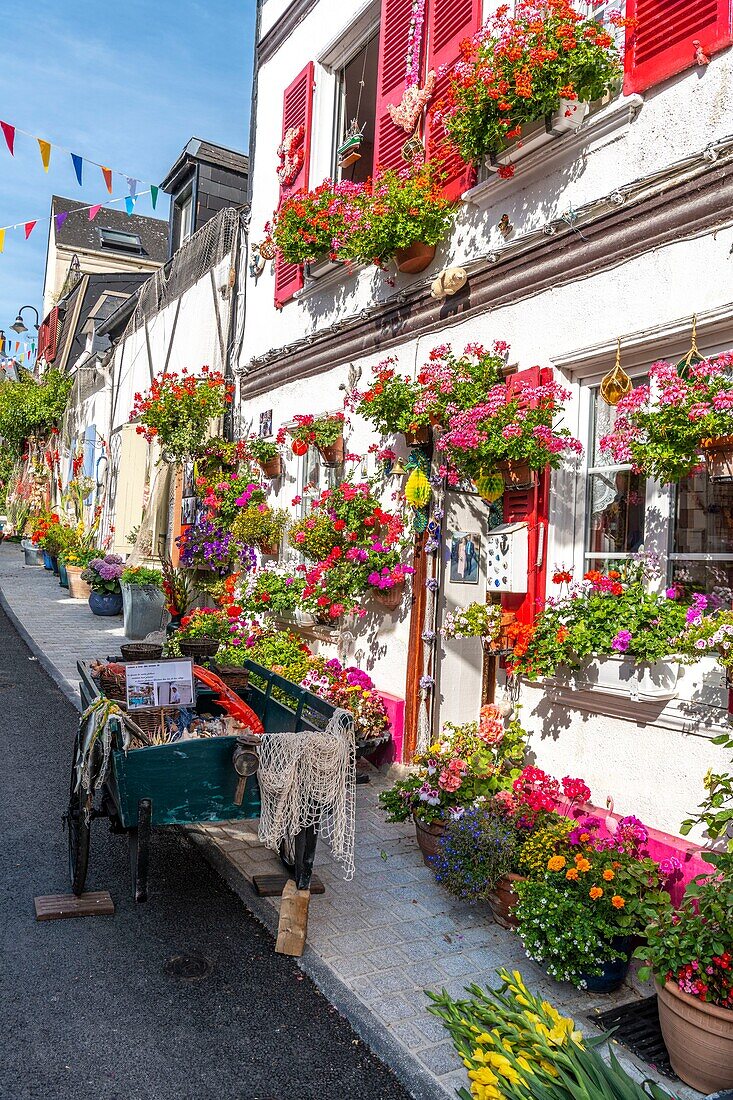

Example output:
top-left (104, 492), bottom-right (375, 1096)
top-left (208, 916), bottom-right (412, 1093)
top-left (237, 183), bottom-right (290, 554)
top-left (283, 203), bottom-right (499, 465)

top-left (624, 0), bottom-right (733, 94)
top-left (37, 307), bottom-right (60, 363)
top-left (373, 0), bottom-right (418, 174)
top-left (501, 367), bottom-right (551, 627)
top-left (274, 62), bottom-right (315, 308)
top-left (424, 0), bottom-right (482, 200)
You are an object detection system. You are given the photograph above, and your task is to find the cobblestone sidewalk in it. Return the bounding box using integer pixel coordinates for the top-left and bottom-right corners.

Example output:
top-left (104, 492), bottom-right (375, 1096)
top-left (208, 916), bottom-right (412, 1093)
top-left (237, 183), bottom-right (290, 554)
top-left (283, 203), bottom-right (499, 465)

top-left (0, 543), bottom-right (699, 1100)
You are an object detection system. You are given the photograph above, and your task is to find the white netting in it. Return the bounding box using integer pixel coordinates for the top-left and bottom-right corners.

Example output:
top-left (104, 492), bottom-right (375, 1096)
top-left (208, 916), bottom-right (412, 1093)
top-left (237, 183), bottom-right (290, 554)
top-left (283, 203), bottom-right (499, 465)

top-left (257, 709), bottom-right (356, 880)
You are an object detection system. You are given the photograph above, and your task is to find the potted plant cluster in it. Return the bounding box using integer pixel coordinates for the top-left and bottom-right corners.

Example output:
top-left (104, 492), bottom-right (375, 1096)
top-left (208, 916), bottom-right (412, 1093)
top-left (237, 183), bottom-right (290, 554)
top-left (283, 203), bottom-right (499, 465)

top-left (279, 413), bottom-right (345, 466)
top-left (231, 503), bottom-right (289, 557)
top-left (441, 601), bottom-right (504, 646)
top-left (380, 705), bottom-right (527, 864)
top-left (512, 562), bottom-right (690, 698)
top-left (245, 435), bottom-right (282, 479)
top-left (174, 607), bottom-right (235, 659)
top-left (438, 0), bottom-right (626, 179)
top-left (240, 567), bottom-right (306, 619)
top-left (129, 365), bottom-right (234, 462)
top-left (81, 554), bottom-right (125, 616)
top-left (120, 565), bottom-right (166, 640)
top-left (601, 349), bottom-right (733, 482)
top-left (270, 162), bottom-right (456, 274)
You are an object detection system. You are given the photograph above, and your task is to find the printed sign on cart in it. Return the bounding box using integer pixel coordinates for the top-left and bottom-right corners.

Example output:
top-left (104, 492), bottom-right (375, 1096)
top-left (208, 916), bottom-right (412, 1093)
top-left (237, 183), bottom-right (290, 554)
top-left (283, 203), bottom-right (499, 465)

top-left (125, 660), bottom-right (195, 710)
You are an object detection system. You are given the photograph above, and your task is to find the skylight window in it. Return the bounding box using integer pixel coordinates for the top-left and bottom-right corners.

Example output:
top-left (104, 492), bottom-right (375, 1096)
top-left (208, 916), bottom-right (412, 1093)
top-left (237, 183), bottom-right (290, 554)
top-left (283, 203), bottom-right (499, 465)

top-left (98, 227), bottom-right (144, 254)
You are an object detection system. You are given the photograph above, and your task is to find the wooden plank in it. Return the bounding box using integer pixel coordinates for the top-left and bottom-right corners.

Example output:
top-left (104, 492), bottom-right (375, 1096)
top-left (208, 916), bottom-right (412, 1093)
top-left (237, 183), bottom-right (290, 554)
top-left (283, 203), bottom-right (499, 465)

top-left (275, 879), bottom-right (310, 957)
top-left (34, 891), bottom-right (115, 922)
top-left (252, 873), bottom-right (325, 897)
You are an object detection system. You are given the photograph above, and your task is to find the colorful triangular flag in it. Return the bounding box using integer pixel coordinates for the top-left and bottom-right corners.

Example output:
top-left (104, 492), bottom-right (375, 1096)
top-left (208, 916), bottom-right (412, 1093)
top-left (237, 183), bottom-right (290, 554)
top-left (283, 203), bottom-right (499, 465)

top-left (24, 221), bottom-right (36, 239)
top-left (150, 185), bottom-right (159, 210)
top-left (88, 204), bottom-right (102, 221)
top-left (71, 153), bottom-right (83, 186)
top-left (55, 211), bottom-right (69, 231)
top-left (101, 166), bottom-right (113, 193)
top-left (124, 195), bottom-right (137, 216)
top-left (0, 121), bottom-right (14, 155)
top-left (37, 138), bottom-right (51, 171)
top-left (126, 176), bottom-right (138, 199)
top-left (0, 229), bottom-right (5, 254)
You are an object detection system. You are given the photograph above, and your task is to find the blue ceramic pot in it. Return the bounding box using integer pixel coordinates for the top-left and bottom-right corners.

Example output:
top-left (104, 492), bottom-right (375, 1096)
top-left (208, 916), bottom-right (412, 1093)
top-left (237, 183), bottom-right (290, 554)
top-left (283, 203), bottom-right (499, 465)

top-left (88, 590), bottom-right (123, 617)
top-left (42, 550), bottom-right (54, 570)
top-left (50, 555), bottom-right (59, 576)
top-left (580, 938), bottom-right (633, 993)
top-left (58, 561), bottom-right (69, 589)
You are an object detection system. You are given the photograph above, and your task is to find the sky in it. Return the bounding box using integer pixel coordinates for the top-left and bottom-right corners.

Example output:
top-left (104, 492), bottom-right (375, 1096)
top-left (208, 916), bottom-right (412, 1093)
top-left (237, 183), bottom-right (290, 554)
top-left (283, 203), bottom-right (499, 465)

top-left (0, 0), bottom-right (255, 349)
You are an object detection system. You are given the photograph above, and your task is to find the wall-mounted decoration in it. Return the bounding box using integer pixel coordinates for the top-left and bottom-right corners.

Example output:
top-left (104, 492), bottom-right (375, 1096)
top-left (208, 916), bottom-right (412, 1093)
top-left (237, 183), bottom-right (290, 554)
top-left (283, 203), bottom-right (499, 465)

top-left (259, 409), bottom-right (273, 438)
top-left (449, 531), bottom-right (480, 584)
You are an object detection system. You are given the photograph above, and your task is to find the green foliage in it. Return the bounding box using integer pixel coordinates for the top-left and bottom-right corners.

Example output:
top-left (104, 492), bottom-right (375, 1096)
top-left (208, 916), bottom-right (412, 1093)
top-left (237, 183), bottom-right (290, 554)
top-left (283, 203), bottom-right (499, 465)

top-left (121, 566), bottom-right (163, 588)
top-left (178, 607), bottom-right (233, 642)
top-left (245, 436), bottom-right (280, 463)
top-left (0, 369), bottom-right (73, 454)
top-left (680, 731), bottom-right (733, 852)
top-left (433, 809), bottom-right (520, 901)
top-left (130, 368), bottom-right (233, 461)
top-left (231, 505), bottom-right (288, 550)
top-left (355, 362), bottom-right (427, 435)
top-left (241, 570), bottom-right (305, 615)
top-left (288, 513), bottom-right (340, 560)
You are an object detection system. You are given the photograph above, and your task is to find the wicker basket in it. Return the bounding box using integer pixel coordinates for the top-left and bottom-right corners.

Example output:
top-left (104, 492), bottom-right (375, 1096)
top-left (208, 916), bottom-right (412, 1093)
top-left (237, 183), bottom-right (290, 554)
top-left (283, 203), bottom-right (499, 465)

top-left (179, 638), bottom-right (220, 659)
top-left (120, 642), bottom-right (164, 662)
top-left (213, 665), bottom-right (250, 692)
top-left (121, 704), bottom-right (181, 741)
top-left (99, 665), bottom-right (128, 701)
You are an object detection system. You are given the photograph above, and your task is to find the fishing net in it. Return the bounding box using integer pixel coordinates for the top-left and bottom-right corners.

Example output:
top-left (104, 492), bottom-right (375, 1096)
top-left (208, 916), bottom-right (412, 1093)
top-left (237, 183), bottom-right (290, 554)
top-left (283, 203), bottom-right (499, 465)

top-left (256, 709), bottom-right (356, 880)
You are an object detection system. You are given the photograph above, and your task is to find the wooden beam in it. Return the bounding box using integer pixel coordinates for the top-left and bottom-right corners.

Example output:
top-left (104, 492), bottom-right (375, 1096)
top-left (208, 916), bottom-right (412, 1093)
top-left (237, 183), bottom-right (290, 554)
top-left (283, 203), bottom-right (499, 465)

top-left (275, 879), bottom-right (310, 957)
top-left (35, 891), bottom-right (115, 921)
top-left (253, 873), bottom-right (324, 897)
top-left (403, 530), bottom-right (427, 762)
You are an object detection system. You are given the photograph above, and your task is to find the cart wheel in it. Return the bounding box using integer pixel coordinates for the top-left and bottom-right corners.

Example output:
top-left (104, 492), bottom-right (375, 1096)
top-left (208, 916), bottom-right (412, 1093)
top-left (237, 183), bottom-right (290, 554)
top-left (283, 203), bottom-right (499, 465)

top-left (67, 745), bottom-right (91, 897)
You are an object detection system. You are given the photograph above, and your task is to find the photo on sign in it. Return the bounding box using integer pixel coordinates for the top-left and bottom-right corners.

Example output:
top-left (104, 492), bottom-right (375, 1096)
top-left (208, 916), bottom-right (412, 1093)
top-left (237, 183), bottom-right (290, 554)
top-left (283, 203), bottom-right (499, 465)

top-left (449, 531), bottom-right (480, 584)
top-left (181, 496), bottom-right (197, 525)
top-left (182, 461), bottom-right (196, 499)
top-left (126, 659), bottom-right (195, 711)
top-left (259, 408), bottom-right (273, 437)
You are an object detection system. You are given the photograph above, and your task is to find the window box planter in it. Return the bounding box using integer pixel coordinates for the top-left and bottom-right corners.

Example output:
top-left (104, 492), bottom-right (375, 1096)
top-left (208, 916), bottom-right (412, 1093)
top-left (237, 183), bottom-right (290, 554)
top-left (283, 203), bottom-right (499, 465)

top-left (394, 242), bottom-right (436, 274)
top-left (305, 255), bottom-right (343, 281)
top-left (487, 100), bottom-right (588, 173)
top-left (572, 655), bottom-right (680, 701)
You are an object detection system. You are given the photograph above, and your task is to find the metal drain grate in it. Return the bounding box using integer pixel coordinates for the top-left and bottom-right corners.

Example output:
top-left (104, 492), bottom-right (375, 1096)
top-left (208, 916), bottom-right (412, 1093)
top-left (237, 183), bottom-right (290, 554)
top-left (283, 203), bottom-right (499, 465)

top-left (163, 954), bottom-right (215, 981)
top-left (592, 996), bottom-right (677, 1080)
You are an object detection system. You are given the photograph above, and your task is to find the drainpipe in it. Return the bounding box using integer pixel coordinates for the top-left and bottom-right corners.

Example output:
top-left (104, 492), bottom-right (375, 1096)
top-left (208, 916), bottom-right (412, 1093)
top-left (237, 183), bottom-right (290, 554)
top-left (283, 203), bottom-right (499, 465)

top-left (246, 0), bottom-right (263, 206)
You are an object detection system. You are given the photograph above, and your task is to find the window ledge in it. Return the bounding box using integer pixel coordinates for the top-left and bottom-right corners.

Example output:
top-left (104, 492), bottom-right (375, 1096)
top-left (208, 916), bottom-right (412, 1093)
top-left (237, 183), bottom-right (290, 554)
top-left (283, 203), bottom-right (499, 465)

top-left (270, 613), bottom-right (341, 643)
top-left (294, 259), bottom-right (367, 300)
top-left (463, 93), bottom-right (644, 211)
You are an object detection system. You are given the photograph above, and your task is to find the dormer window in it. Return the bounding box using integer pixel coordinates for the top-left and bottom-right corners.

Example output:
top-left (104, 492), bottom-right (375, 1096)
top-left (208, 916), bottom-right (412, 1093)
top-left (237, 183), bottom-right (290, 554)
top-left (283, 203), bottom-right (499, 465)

top-left (172, 185), bottom-right (194, 250)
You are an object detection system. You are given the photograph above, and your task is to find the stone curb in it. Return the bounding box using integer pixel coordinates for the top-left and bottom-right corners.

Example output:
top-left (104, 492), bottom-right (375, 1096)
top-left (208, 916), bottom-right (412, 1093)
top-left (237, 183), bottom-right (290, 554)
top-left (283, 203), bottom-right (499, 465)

top-left (186, 828), bottom-right (452, 1100)
top-left (0, 580), bottom-right (82, 712)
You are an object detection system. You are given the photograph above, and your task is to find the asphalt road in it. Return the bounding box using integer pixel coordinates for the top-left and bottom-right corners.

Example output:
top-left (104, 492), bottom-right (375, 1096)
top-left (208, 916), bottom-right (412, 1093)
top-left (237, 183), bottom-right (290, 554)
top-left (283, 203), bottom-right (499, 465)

top-left (0, 605), bottom-right (411, 1100)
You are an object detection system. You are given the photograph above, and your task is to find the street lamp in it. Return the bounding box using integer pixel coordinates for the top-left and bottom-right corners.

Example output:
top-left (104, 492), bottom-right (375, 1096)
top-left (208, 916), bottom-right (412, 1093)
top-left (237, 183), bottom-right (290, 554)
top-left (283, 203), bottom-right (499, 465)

top-left (10, 305), bottom-right (40, 335)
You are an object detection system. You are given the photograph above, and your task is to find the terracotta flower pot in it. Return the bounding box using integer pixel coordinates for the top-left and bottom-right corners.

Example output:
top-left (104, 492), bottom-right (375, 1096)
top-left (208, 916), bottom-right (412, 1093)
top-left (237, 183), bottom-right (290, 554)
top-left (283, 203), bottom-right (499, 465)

top-left (657, 979), bottom-right (733, 1093)
top-left (259, 455), bottom-right (282, 479)
top-left (317, 436), bottom-right (344, 467)
top-left (259, 541), bottom-right (280, 558)
top-left (702, 435), bottom-right (733, 481)
top-left (66, 565), bottom-right (92, 601)
top-left (413, 815), bottom-right (446, 867)
top-left (402, 424), bottom-right (431, 447)
top-left (498, 459), bottom-right (536, 490)
top-left (487, 872), bottom-right (526, 929)
top-left (371, 581), bottom-right (405, 612)
top-left (395, 242), bottom-right (436, 274)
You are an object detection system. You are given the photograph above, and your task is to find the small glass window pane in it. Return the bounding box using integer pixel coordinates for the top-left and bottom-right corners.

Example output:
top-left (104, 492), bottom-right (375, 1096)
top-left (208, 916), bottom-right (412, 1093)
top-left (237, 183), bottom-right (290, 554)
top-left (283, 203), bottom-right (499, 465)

top-left (674, 470), bottom-right (733, 556)
top-left (587, 470), bottom-right (646, 555)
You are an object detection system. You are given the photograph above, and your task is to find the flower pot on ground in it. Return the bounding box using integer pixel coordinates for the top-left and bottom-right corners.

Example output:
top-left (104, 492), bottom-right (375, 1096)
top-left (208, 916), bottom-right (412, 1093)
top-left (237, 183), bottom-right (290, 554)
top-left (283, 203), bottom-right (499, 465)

top-left (21, 538), bottom-right (43, 566)
top-left (89, 590), bottom-right (123, 617)
top-left (50, 555), bottom-right (59, 576)
top-left (121, 567), bottom-right (166, 641)
top-left (656, 979), bottom-right (733, 1094)
top-left (58, 560), bottom-right (69, 589)
top-left (66, 565), bottom-right (92, 600)
top-left (487, 872), bottom-right (526, 929)
top-left (579, 937), bottom-right (633, 993)
top-left (414, 816), bottom-right (446, 866)
top-left (394, 242), bottom-right (435, 274)
top-left (41, 549), bottom-right (54, 570)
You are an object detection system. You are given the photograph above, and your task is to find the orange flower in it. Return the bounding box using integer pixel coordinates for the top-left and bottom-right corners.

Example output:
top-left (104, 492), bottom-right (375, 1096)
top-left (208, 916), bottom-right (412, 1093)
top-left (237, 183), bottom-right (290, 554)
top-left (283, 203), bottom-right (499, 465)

top-left (589, 887), bottom-right (603, 900)
top-left (611, 895), bottom-right (626, 909)
top-left (547, 855), bottom-right (566, 871)
top-left (565, 868), bottom-right (579, 881)
top-left (574, 856), bottom-right (591, 873)
top-left (556, 626), bottom-right (569, 643)
top-left (603, 869), bottom-right (615, 881)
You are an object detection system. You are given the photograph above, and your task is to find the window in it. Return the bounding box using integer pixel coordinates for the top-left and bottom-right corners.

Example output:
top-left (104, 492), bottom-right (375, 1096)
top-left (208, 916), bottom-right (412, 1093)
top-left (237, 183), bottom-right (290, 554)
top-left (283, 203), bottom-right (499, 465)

top-left (98, 227), bottom-right (144, 254)
top-left (172, 187), bottom-right (194, 251)
top-left (334, 30), bottom-right (380, 185)
top-left (584, 384), bottom-right (733, 600)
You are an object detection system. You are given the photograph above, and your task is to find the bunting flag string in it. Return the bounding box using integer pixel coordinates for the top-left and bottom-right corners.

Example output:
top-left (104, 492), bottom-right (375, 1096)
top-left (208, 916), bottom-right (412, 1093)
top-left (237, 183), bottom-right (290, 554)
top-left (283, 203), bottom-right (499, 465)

top-left (0, 112), bottom-right (161, 208)
top-left (0, 188), bottom-right (155, 252)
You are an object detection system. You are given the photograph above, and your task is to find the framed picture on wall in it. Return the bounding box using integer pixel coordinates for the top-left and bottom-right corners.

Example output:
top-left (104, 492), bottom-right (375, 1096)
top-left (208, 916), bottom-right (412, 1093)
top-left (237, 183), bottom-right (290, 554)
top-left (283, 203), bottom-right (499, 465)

top-left (449, 531), bottom-right (480, 584)
top-left (259, 409), bottom-right (273, 437)
top-left (182, 460), bottom-right (196, 499)
top-left (181, 496), bottom-right (197, 525)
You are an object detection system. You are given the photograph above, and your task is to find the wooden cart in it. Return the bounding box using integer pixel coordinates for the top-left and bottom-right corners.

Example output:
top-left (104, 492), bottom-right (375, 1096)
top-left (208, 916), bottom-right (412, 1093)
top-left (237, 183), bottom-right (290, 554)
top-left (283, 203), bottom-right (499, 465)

top-left (68, 659), bottom-right (351, 904)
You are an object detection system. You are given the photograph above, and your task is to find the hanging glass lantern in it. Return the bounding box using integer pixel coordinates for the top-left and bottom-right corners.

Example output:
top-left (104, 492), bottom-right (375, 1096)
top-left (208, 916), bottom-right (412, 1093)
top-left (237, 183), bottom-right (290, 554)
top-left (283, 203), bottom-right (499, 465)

top-left (600, 338), bottom-right (632, 407)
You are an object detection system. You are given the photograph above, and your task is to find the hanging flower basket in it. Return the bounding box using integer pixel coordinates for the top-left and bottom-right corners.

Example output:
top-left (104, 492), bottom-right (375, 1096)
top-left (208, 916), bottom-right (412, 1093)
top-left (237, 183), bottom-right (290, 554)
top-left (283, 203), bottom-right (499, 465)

top-left (702, 435), bottom-right (733, 481)
top-left (403, 424), bottom-right (431, 447)
top-left (395, 242), bottom-right (436, 274)
top-left (498, 458), bottom-right (535, 489)
top-left (317, 435), bottom-right (344, 467)
top-left (259, 455), bottom-right (282, 479)
top-left (371, 580), bottom-right (405, 612)
top-left (481, 611), bottom-right (518, 652)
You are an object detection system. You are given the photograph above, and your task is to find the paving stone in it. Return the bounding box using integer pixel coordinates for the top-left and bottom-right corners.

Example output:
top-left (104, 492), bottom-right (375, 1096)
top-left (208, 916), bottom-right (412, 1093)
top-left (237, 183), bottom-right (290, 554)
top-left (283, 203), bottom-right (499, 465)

top-left (417, 1041), bottom-right (462, 1077)
top-left (437, 952), bottom-right (479, 978)
top-left (387, 1019), bottom-right (429, 1051)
